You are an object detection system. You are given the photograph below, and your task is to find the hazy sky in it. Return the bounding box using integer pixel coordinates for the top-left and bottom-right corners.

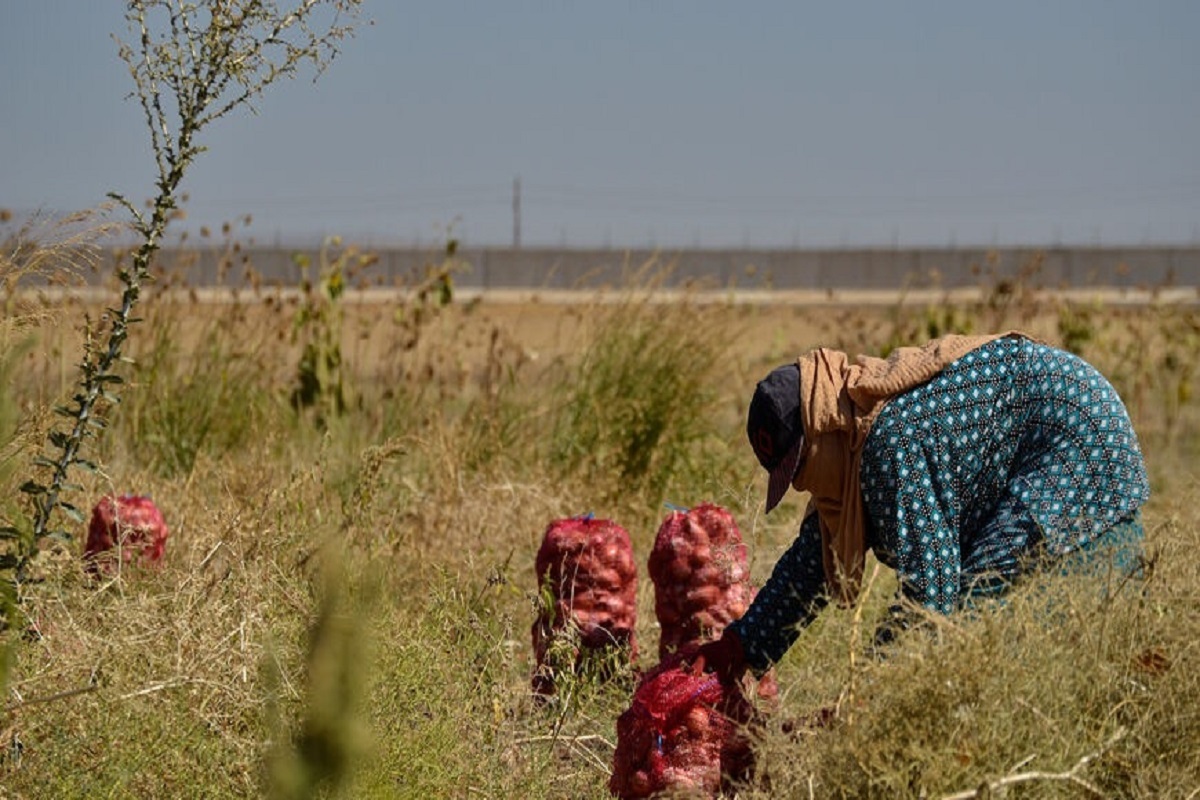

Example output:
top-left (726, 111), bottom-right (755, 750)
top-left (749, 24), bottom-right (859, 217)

top-left (2, 2), bottom-right (1198, 248)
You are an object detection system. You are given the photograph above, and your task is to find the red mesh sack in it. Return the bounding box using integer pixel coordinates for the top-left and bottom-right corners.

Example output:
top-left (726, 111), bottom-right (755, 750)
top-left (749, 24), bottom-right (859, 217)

top-left (648, 503), bottom-right (752, 658)
top-left (84, 494), bottom-right (169, 572)
top-left (531, 515), bottom-right (638, 695)
top-left (649, 503), bottom-right (779, 703)
top-left (609, 654), bottom-right (759, 799)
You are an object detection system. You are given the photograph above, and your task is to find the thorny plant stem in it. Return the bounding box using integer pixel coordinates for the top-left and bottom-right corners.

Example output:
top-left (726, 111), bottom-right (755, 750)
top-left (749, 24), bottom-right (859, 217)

top-left (15, 0), bottom-right (362, 589)
top-left (26, 194), bottom-right (174, 559)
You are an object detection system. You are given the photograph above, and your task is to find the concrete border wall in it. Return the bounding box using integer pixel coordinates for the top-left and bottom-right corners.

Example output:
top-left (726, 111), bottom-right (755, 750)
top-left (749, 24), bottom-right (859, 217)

top-left (108, 245), bottom-right (1200, 290)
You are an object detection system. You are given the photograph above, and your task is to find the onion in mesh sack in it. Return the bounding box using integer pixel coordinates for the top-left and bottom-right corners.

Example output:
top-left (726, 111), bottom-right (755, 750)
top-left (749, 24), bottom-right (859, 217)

top-left (648, 503), bottom-right (752, 658)
top-left (531, 515), bottom-right (638, 695)
top-left (84, 494), bottom-right (169, 573)
top-left (608, 653), bottom-right (760, 799)
top-left (648, 503), bottom-right (779, 705)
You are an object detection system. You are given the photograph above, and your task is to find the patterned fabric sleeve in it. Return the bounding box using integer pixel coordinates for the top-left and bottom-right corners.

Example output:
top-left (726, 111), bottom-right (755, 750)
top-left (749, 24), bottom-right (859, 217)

top-left (727, 511), bottom-right (829, 675)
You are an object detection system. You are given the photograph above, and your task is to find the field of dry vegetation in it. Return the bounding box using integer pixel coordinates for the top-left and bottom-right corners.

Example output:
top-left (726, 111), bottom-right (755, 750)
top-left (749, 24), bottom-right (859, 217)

top-left (2, 237), bottom-right (1199, 798)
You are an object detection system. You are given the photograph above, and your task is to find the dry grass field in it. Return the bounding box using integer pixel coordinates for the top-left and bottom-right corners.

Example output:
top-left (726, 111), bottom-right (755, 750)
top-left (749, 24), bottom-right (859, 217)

top-left (2, 250), bottom-right (1199, 798)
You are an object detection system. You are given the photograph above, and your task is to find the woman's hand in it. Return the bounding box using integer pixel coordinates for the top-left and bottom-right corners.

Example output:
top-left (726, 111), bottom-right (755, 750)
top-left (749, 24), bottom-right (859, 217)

top-left (692, 628), bottom-right (748, 683)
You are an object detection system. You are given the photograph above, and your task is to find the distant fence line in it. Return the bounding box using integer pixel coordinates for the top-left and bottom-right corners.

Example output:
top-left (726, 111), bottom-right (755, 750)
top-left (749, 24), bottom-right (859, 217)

top-left (114, 245), bottom-right (1200, 291)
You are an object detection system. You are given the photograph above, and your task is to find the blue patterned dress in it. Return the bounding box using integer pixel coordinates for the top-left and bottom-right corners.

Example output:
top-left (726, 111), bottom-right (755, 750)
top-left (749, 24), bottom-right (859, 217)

top-left (729, 337), bottom-right (1149, 674)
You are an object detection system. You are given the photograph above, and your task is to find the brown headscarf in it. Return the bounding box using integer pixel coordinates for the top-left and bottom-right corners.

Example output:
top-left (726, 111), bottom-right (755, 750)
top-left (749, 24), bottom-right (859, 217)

top-left (792, 332), bottom-right (1028, 605)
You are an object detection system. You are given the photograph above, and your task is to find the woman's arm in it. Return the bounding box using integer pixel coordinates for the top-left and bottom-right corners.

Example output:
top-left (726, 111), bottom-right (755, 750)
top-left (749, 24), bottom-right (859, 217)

top-left (726, 512), bottom-right (829, 675)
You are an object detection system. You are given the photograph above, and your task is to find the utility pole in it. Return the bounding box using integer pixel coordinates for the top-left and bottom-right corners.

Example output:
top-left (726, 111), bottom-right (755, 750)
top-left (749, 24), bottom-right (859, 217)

top-left (512, 175), bottom-right (521, 249)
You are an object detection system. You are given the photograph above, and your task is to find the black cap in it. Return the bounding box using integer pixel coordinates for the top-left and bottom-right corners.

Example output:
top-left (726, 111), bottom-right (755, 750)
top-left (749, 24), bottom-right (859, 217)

top-left (746, 364), bottom-right (805, 513)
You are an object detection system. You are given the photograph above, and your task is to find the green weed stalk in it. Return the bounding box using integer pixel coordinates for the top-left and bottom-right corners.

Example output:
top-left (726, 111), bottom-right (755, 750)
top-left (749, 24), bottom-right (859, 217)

top-left (3, 1), bottom-right (364, 601)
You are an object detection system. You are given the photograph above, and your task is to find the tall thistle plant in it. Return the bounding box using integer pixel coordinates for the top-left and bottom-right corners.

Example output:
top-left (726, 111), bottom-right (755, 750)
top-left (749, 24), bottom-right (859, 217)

top-left (5, 1), bottom-right (363, 596)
